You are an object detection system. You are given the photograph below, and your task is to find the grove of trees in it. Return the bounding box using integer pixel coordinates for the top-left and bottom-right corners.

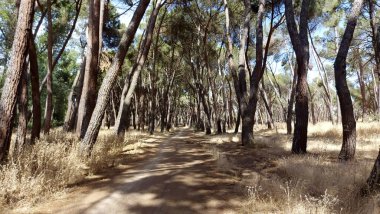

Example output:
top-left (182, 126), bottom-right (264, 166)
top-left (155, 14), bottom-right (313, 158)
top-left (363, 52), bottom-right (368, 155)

top-left (1, 0), bottom-right (380, 191)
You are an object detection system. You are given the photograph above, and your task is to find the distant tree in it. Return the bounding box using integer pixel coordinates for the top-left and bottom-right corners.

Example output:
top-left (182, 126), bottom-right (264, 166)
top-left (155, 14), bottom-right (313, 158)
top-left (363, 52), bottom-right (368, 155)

top-left (115, 0), bottom-right (166, 135)
top-left (368, 0), bottom-right (380, 117)
top-left (43, 0), bottom-right (82, 133)
top-left (81, 0), bottom-right (150, 154)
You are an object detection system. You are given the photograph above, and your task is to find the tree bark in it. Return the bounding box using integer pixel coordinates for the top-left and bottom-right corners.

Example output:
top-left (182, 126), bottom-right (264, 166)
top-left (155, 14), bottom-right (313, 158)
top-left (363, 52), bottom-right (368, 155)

top-left (29, 32), bottom-right (41, 142)
top-left (284, 0), bottom-right (311, 154)
top-left (0, 0), bottom-right (34, 161)
top-left (355, 48), bottom-right (366, 120)
top-left (259, 85), bottom-right (274, 129)
top-left (309, 29), bottom-right (334, 124)
top-left (64, 56), bottom-right (86, 132)
top-left (15, 61), bottom-right (29, 152)
top-left (286, 59), bottom-right (297, 134)
top-left (334, 0), bottom-right (363, 161)
top-left (308, 84), bottom-right (317, 125)
top-left (239, 0), bottom-right (265, 146)
top-left (148, 15), bottom-right (163, 135)
top-left (76, 0), bottom-right (101, 138)
top-left (44, 0), bottom-right (54, 134)
top-left (368, 0), bottom-right (380, 117)
top-left (81, 0), bottom-right (150, 154)
top-left (364, 149), bottom-right (380, 193)
top-left (223, 0), bottom-right (241, 135)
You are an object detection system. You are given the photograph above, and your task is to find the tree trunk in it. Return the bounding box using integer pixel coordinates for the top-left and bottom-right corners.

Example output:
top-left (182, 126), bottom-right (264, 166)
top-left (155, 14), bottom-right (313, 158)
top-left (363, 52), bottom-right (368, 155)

top-left (368, 0), bottom-right (380, 117)
top-left (76, 0), bottom-right (101, 138)
top-left (64, 57), bottom-right (86, 132)
top-left (223, 0), bottom-right (241, 135)
top-left (239, 0), bottom-right (265, 146)
top-left (81, 0), bottom-right (150, 154)
top-left (115, 1), bottom-right (164, 135)
top-left (355, 49), bottom-right (366, 120)
top-left (309, 29), bottom-right (335, 124)
top-left (44, 0), bottom-right (54, 134)
top-left (198, 88), bottom-right (212, 134)
top-left (287, 60), bottom-right (297, 134)
top-left (285, 0), bottom-right (311, 154)
top-left (237, 0), bottom-right (253, 146)
top-left (29, 32), bottom-right (41, 142)
top-left (0, 0), bottom-right (34, 161)
top-left (260, 84), bottom-right (275, 129)
top-left (364, 149), bottom-right (380, 193)
top-left (308, 85), bottom-right (316, 125)
top-left (15, 60), bottom-right (29, 152)
top-left (234, 106), bottom-right (240, 133)
top-left (148, 12), bottom-right (163, 135)
top-left (334, 0), bottom-right (363, 161)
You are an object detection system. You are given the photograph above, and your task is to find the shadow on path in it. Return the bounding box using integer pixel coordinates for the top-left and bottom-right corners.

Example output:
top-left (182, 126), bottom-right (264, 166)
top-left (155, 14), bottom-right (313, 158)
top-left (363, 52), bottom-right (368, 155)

top-left (32, 128), bottom-right (241, 214)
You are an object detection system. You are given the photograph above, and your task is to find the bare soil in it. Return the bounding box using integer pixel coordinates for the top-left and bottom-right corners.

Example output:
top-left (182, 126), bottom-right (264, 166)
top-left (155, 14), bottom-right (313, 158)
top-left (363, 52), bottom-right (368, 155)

top-left (27, 128), bottom-right (244, 214)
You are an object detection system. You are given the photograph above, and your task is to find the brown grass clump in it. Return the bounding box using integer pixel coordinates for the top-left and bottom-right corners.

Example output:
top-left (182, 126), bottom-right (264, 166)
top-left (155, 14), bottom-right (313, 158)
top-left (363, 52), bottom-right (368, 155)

top-left (208, 122), bottom-right (380, 214)
top-left (309, 122), bottom-right (380, 140)
top-left (0, 128), bottom-right (143, 210)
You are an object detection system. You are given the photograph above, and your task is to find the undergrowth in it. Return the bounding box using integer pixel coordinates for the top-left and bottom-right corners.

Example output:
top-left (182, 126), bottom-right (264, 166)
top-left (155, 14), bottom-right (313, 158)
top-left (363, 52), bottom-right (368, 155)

top-left (209, 122), bottom-right (380, 214)
top-left (0, 128), bottom-right (142, 209)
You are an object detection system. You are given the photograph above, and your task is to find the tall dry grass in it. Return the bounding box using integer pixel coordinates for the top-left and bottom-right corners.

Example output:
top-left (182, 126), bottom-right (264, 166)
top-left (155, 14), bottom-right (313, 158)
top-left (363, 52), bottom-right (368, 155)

top-left (0, 128), bottom-right (142, 209)
top-left (210, 122), bottom-right (380, 213)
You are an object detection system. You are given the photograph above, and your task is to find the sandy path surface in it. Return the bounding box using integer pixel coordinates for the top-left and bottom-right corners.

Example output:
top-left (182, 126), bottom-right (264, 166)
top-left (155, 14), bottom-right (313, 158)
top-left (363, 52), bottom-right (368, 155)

top-left (30, 128), bottom-right (240, 214)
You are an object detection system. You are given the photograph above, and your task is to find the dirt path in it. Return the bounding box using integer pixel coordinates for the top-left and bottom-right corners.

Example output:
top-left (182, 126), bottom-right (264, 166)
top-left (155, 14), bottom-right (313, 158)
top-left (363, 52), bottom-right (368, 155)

top-left (30, 128), bottom-right (241, 214)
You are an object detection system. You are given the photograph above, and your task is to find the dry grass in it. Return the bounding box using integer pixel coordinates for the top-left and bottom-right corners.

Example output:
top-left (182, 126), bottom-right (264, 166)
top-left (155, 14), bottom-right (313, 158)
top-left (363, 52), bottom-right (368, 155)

top-left (0, 128), bottom-right (145, 210)
top-left (208, 122), bottom-right (380, 214)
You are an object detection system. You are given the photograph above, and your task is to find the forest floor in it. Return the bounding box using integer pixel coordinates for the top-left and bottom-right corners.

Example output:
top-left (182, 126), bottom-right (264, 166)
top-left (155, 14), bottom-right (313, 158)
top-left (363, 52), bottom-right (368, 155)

top-left (8, 122), bottom-right (380, 214)
top-left (21, 128), bottom-right (242, 214)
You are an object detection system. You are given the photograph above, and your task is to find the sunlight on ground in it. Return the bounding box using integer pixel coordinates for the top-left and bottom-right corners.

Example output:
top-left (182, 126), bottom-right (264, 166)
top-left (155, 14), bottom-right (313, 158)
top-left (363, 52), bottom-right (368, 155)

top-left (0, 128), bottom-right (152, 211)
top-left (2, 123), bottom-right (380, 213)
top-left (205, 122), bottom-right (380, 214)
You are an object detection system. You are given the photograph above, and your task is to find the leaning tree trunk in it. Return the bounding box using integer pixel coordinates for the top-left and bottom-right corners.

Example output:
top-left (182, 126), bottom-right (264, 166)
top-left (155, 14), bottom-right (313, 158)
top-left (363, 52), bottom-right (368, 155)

top-left (0, 0), bottom-right (34, 161)
top-left (115, 0), bottom-right (164, 136)
top-left (76, 0), bottom-right (101, 138)
top-left (81, 0), bottom-right (150, 154)
top-left (285, 0), bottom-right (310, 154)
top-left (64, 57), bottom-right (86, 132)
top-left (334, 0), bottom-right (363, 161)
top-left (364, 149), bottom-right (380, 193)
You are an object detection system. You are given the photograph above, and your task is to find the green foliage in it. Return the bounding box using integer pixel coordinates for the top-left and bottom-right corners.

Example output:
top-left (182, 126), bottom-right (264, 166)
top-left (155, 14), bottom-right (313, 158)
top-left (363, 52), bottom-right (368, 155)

top-left (52, 51), bottom-right (78, 126)
top-left (103, 3), bottom-right (123, 50)
top-left (0, 0), bottom-right (17, 65)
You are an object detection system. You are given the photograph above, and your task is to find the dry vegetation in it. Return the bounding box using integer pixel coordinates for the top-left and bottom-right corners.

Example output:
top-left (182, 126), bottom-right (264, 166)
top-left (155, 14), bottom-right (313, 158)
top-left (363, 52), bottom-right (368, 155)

top-left (206, 122), bottom-right (380, 214)
top-left (1, 123), bottom-right (379, 213)
top-left (0, 128), bottom-right (147, 210)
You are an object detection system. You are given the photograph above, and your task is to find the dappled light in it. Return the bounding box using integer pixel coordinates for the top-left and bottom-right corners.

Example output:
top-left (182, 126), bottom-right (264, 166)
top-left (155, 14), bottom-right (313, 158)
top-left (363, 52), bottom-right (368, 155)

top-left (1, 0), bottom-right (380, 213)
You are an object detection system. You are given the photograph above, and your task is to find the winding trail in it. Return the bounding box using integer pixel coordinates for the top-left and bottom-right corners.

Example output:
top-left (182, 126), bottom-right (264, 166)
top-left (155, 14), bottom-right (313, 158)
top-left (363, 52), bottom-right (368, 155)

top-left (32, 128), bottom-right (240, 214)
